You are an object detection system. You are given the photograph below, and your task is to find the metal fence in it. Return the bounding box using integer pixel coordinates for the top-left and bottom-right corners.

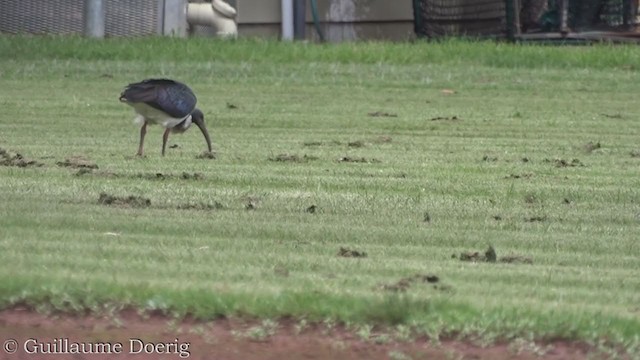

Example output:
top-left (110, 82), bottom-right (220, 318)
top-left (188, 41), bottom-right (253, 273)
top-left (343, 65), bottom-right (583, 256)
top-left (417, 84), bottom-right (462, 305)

top-left (0, 0), bottom-right (161, 36)
top-left (413, 0), bottom-right (639, 39)
top-left (412, 0), bottom-right (506, 38)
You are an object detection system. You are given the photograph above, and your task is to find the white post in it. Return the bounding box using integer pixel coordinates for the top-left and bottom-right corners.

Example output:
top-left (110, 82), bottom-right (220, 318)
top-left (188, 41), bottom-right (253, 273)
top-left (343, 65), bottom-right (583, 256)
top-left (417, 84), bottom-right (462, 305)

top-left (84, 0), bottom-right (105, 38)
top-left (281, 0), bottom-right (294, 40)
top-left (163, 0), bottom-right (188, 37)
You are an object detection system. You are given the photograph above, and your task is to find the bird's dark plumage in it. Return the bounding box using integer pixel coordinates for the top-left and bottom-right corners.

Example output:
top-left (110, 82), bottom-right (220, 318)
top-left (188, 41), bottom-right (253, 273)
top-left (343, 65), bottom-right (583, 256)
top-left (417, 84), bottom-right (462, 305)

top-left (120, 79), bottom-right (197, 118)
top-left (120, 78), bottom-right (213, 157)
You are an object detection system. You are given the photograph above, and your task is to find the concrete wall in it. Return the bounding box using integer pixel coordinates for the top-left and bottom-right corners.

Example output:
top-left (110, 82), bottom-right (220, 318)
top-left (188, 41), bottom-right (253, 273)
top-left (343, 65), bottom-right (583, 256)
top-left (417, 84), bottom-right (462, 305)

top-left (233, 0), bottom-right (415, 41)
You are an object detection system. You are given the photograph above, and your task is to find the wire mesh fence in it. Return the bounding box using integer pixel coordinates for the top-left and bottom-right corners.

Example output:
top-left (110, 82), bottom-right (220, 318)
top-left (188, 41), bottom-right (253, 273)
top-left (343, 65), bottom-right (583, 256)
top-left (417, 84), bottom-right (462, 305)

top-left (412, 0), bottom-right (505, 38)
top-left (413, 0), bottom-right (639, 39)
top-left (0, 0), bottom-right (161, 36)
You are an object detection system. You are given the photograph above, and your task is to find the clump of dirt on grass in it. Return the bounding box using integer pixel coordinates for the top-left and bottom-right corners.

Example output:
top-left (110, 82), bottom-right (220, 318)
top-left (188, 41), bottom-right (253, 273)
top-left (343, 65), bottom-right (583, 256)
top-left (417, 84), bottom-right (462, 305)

top-left (136, 172), bottom-right (168, 180)
top-left (98, 192), bottom-right (151, 208)
top-left (600, 113), bottom-right (623, 119)
top-left (176, 201), bottom-right (224, 211)
top-left (76, 169), bottom-right (120, 178)
top-left (0, 148), bottom-right (44, 168)
top-left (56, 155), bottom-right (98, 169)
top-left (453, 245), bottom-right (532, 264)
top-left (180, 172), bottom-right (205, 180)
top-left (506, 173), bottom-right (533, 179)
top-left (524, 193), bottom-right (538, 204)
top-left (380, 273), bottom-right (441, 292)
top-left (302, 140), bottom-right (348, 147)
top-left (338, 247), bottom-right (367, 258)
top-left (525, 215), bottom-right (547, 222)
top-left (367, 111), bottom-right (397, 118)
top-left (545, 158), bottom-right (584, 167)
top-left (76, 170), bottom-right (204, 181)
top-left (583, 141), bottom-right (601, 153)
top-left (269, 153), bottom-right (318, 162)
top-left (74, 168), bottom-right (95, 176)
top-left (380, 278), bottom-right (412, 292)
top-left (482, 155), bottom-right (498, 162)
top-left (245, 196), bottom-right (260, 210)
top-left (430, 116), bottom-right (461, 121)
top-left (305, 204), bottom-right (317, 213)
top-left (226, 102), bottom-right (239, 109)
top-left (196, 151), bottom-right (217, 159)
top-left (337, 156), bottom-right (380, 163)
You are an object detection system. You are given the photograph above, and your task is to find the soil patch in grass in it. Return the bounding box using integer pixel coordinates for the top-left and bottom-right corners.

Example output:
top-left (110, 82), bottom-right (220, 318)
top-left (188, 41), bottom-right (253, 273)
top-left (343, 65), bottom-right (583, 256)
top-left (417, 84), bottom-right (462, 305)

top-left (0, 148), bottom-right (44, 168)
top-left (302, 140), bottom-right (345, 147)
top-left (430, 116), bottom-right (461, 121)
top-left (196, 151), bottom-right (217, 159)
top-left (506, 173), bottom-right (533, 179)
top-left (0, 307), bottom-right (604, 360)
top-left (269, 154), bottom-right (318, 162)
top-left (546, 158), bottom-right (584, 167)
top-left (176, 201), bottom-right (224, 211)
top-left (98, 192), bottom-right (151, 208)
top-left (367, 111), bottom-right (397, 117)
top-left (380, 273), bottom-right (441, 293)
top-left (600, 113), bottom-right (623, 119)
top-left (337, 156), bottom-right (380, 163)
top-left (75, 170), bottom-right (205, 181)
top-left (245, 197), bottom-right (260, 210)
top-left (453, 246), bottom-right (533, 265)
top-left (56, 155), bottom-right (98, 169)
top-left (338, 247), bottom-right (367, 258)
top-left (583, 141), bottom-right (601, 153)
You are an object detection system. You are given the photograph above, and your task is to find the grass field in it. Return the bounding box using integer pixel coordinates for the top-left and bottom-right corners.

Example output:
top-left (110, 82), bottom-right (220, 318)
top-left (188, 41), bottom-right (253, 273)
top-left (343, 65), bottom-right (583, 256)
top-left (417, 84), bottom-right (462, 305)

top-left (1, 36), bottom-right (639, 355)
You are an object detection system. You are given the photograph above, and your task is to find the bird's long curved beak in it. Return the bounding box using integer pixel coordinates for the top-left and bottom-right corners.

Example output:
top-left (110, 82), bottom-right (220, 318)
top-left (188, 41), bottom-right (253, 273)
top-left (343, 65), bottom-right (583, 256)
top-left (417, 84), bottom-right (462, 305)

top-left (193, 117), bottom-right (213, 153)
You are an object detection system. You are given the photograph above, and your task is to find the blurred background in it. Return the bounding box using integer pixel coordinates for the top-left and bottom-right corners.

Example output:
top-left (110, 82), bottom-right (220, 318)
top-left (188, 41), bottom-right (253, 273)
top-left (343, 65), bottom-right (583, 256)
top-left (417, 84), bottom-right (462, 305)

top-left (0, 0), bottom-right (638, 42)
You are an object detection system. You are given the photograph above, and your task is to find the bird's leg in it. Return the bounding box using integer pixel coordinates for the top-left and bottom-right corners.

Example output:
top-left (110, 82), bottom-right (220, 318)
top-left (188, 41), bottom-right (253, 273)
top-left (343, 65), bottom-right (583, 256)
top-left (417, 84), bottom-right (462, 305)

top-left (137, 122), bottom-right (147, 156)
top-left (162, 128), bottom-right (171, 156)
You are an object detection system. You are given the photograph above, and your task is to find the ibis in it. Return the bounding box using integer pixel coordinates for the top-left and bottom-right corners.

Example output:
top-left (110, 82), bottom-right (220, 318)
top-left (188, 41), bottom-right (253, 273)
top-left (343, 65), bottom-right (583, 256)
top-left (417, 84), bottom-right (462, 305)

top-left (119, 79), bottom-right (213, 156)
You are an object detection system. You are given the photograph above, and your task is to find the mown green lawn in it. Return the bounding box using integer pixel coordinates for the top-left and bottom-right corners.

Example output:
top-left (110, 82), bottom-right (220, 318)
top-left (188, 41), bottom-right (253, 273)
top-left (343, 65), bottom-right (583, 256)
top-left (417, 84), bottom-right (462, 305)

top-left (0, 36), bottom-right (639, 352)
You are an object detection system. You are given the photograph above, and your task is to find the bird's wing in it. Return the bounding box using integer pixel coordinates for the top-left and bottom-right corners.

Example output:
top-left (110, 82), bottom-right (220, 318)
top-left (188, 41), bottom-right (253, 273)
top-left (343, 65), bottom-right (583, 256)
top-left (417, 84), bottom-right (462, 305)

top-left (120, 79), bottom-right (197, 118)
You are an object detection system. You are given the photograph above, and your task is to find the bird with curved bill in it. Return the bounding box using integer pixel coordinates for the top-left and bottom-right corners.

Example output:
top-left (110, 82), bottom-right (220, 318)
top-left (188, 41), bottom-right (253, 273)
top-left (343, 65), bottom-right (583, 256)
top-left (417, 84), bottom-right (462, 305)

top-left (119, 79), bottom-right (213, 157)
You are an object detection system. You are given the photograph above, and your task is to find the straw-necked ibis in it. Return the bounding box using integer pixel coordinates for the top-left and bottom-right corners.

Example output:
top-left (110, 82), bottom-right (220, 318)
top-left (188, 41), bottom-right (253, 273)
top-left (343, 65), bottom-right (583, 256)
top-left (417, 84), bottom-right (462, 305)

top-left (119, 79), bottom-right (212, 156)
